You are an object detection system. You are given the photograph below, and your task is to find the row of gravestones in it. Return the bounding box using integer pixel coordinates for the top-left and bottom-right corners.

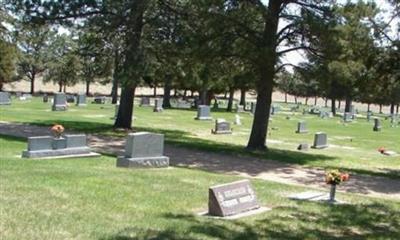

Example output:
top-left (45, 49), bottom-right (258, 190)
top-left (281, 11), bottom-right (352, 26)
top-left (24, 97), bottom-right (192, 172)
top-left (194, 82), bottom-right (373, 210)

top-left (22, 130), bottom-right (263, 218)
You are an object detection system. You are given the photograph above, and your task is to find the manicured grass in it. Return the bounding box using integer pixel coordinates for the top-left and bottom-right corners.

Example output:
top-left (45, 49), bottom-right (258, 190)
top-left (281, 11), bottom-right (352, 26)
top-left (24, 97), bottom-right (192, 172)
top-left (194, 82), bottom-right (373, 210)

top-left (1, 135), bottom-right (399, 239)
top-left (0, 97), bottom-right (399, 178)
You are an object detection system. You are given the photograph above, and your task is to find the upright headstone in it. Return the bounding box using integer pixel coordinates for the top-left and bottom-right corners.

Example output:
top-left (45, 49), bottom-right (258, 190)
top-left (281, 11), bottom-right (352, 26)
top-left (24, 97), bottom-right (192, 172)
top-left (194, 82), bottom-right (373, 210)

top-left (116, 132), bottom-right (169, 168)
top-left (140, 97), bottom-right (150, 107)
top-left (0, 92), bottom-right (11, 105)
top-left (296, 121), bottom-right (308, 134)
top-left (154, 99), bottom-right (163, 112)
top-left (312, 132), bottom-right (328, 149)
top-left (43, 94), bottom-right (49, 103)
top-left (212, 119), bottom-right (232, 134)
top-left (76, 94), bottom-right (86, 106)
top-left (52, 93), bottom-right (67, 111)
top-left (93, 96), bottom-right (106, 104)
top-left (343, 112), bottom-right (352, 122)
top-left (236, 105), bottom-right (244, 113)
top-left (208, 180), bottom-right (260, 217)
top-left (195, 105), bottom-right (212, 120)
top-left (373, 118), bottom-right (381, 132)
top-left (66, 95), bottom-right (75, 103)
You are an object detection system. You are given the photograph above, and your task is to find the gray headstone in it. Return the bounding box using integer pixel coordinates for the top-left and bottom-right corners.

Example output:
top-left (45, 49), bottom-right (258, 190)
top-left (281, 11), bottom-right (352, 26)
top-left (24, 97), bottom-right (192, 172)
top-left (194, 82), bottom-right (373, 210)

top-left (0, 92), bottom-right (11, 105)
top-left (373, 118), bottom-right (381, 132)
top-left (343, 112), bottom-right (352, 122)
top-left (52, 93), bottom-right (67, 111)
top-left (117, 132), bottom-right (169, 168)
top-left (195, 105), bottom-right (212, 120)
top-left (236, 105), bottom-right (244, 113)
top-left (212, 119), bottom-right (232, 134)
top-left (65, 135), bottom-right (87, 148)
top-left (27, 136), bottom-right (53, 151)
top-left (52, 138), bottom-right (67, 149)
top-left (154, 99), bottom-right (163, 112)
top-left (140, 97), bottom-right (150, 106)
top-left (208, 180), bottom-right (260, 217)
top-left (76, 94), bottom-right (86, 106)
top-left (312, 132), bottom-right (328, 149)
top-left (296, 121), bottom-right (308, 134)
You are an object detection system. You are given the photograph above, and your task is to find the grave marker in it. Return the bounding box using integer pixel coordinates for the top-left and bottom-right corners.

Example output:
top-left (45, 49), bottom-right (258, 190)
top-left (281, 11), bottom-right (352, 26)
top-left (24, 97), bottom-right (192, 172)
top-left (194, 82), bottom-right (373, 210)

top-left (0, 92), bottom-right (11, 105)
top-left (117, 132), bottom-right (169, 168)
top-left (76, 94), bottom-right (86, 106)
top-left (154, 99), bottom-right (163, 112)
top-left (296, 121), bottom-right (308, 134)
top-left (312, 132), bottom-right (328, 149)
top-left (140, 97), bottom-right (150, 106)
top-left (195, 105), bottom-right (212, 120)
top-left (212, 119), bottom-right (232, 134)
top-left (52, 93), bottom-right (67, 111)
top-left (208, 180), bottom-right (260, 217)
top-left (373, 118), bottom-right (381, 131)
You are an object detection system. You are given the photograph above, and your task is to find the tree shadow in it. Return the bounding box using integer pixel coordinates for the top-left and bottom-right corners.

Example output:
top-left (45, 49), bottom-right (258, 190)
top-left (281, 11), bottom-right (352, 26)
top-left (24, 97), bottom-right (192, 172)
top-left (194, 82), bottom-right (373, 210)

top-left (100, 202), bottom-right (400, 240)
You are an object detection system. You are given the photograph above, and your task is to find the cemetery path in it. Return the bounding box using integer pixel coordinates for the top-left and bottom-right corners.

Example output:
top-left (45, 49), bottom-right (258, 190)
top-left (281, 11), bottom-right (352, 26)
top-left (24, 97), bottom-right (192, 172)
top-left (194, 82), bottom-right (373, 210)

top-left (1, 121), bottom-right (399, 201)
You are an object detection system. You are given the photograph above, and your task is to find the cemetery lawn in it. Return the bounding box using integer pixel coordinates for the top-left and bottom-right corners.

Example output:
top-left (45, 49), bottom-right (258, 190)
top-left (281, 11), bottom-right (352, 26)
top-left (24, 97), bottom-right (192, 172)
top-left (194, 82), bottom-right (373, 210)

top-left (1, 135), bottom-right (400, 240)
top-left (0, 97), bottom-right (399, 179)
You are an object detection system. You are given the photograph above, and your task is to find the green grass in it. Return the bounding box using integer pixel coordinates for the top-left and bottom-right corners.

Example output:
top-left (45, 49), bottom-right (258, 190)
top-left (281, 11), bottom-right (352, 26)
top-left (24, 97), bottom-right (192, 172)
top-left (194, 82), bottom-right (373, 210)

top-left (1, 135), bottom-right (399, 239)
top-left (0, 97), bottom-right (399, 178)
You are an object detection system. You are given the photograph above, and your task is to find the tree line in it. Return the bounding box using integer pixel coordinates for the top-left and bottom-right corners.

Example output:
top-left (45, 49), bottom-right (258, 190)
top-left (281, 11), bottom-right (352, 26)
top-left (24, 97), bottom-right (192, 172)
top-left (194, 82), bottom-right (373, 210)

top-left (0, 0), bottom-right (399, 150)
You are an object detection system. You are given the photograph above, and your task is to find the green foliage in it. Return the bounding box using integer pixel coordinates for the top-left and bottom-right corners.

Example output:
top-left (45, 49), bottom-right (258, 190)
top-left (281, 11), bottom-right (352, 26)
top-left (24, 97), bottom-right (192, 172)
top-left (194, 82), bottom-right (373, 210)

top-left (0, 38), bottom-right (17, 88)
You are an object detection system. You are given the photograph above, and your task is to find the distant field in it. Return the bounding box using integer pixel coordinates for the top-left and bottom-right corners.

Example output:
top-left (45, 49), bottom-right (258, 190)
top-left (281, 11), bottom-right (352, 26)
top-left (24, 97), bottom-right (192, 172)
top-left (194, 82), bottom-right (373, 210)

top-left (1, 97), bottom-right (399, 178)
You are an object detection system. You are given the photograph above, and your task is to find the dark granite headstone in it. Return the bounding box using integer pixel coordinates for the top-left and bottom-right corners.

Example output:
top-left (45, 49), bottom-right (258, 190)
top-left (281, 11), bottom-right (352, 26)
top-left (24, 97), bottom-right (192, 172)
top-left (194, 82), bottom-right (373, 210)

top-left (312, 132), bottom-right (328, 149)
top-left (195, 105), bottom-right (212, 120)
top-left (93, 96), bottom-right (106, 104)
top-left (296, 121), bottom-right (308, 134)
top-left (116, 132), bottom-right (169, 168)
top-left (208, 179), bottom-right (260, 217)
top-left (140, 97), bottom-right (150, 106)
top-left (52, 93), bottom-right (67, 111)
top-left (212, 119), bottom-right (232, 134)
top-left (154, 99), bottom-right (163, 112)
top-left (66, 95), bottom-right (75, 103)
top-left (0, 92), bottom-right (11, 105)
top-left (373, 118), bottom-right (381, 131)
top-left (76, 94), bottom-right (86, 106)
top-left (43, 94), bottom-right (49, 103)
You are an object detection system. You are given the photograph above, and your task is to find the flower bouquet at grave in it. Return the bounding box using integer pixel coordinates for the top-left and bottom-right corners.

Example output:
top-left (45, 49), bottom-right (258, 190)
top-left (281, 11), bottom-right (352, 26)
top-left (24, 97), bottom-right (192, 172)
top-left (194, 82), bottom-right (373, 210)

top-left (325, 169), bottom-right (349, 202)
top-left (51, 124), bottom-right (65, 138)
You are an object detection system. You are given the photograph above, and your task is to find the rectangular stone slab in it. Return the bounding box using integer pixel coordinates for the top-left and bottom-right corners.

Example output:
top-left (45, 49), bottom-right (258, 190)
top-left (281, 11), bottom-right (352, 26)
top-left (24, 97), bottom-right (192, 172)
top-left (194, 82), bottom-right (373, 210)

top-left (66, 134), bottom-right (87, 148)
top-left (76, 94), bottom-right (86, 106)
top-left (52, 93), bottom-right (67, 111)
top-left (195, 105), bottom-right (212, 120)
top-left (124, 132), bottom-right (164, 158)
top-left (27, 136), bottom-right (53, 151)
top-left (296, 121), bottom-right (307, 133)
top-left (312, 132), bottom-right (328, 149)
top-left (0, 92), bottom-right (11, 105)
top-left (208, 179), bottom-right (260, 217)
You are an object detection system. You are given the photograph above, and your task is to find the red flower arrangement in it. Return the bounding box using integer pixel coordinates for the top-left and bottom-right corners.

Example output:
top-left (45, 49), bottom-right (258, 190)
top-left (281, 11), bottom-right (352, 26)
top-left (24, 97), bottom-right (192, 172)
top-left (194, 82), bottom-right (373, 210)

top-left (325, 169), bottom-right (350, 185)
top-left (378, 147), bottom-right (386, 154)
top-left (51, 124), bottom-right (65, 138)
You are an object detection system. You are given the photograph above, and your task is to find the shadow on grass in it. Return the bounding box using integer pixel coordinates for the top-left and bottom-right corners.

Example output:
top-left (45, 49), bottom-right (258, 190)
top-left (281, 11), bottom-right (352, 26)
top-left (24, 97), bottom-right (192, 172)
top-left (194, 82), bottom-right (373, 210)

top-left (100, 202), bottom-right (400, 240)
top-left (12, 120), bottom-right (399, 179)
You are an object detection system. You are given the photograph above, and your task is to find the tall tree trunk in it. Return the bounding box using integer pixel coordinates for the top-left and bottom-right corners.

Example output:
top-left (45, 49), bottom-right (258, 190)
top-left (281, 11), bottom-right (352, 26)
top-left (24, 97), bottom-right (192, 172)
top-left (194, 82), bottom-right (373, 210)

top-left (284, 93), bottom-right (287, 103)
top-left (331, 98), bottom-right (336, 116)
top-left (379, 104), bottom-right (383, 114)
top-left (190, 90), bottom-right (194, 97)
top-left (390, 102), bottom-right (395, 114)
top-left (153, 86), bottom-right (157, 97)
top-left (224, 92), bottom-right (228, 98)
top-left (200, 87), bottom-right (207, 105)
top-left (173, 88), bottom-right (177, 97)
top-left (227, 87), bottom-right (235, 112)
top-left (30, 74), bottom-right (35, 94)
top-left (345, 97), bottom-right (352, 112)
top-left (305, 97), bottom-right (309, 105)
top-left (183, 89), bottom-right (187, 97)
top-left (162, 75), bottom-right (172, 108)
top-left (114, 86), bottom-right (135, 129)
top-left (324, 98), bottom-right (328, 107)
top-left (0, 82), bottom-right (3, 91)
top-left (367, 103), bottom-right (370, 112)
top-left (247, 0), bottom-right (280, 150)
top-left (86, 80), bottom-right (90, 96)
top-left (58, 82), bottom-right (62, 92)
top-left (314, 96), bottom-right (317, 106)
top-left (396, 104), bottom-right (399, 114)
top-left (240, 88), bottom-right (246, 105)
top-left (113, 0), bottom-right (146, 128)
top-left (63, 85), bottom-right (66, 93)
top-left (338, 100), bottom-right (341, 109)
top-left (294, 96), bottom-right (297, 104)
top-left (111, 49), bottom-right (120, 104)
